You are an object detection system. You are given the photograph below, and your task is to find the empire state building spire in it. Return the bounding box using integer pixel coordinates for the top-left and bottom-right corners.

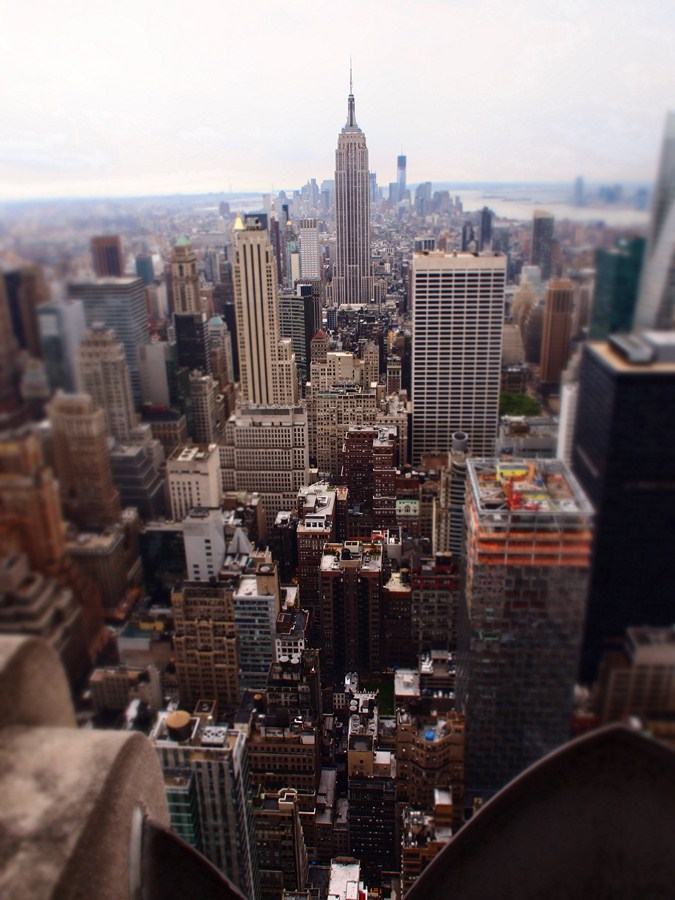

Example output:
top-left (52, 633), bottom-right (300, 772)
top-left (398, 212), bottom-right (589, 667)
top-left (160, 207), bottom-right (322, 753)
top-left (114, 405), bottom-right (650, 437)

top-left (333, 67), bottom-right (373, 305)
top-left (346, 60), bottom-right (356, 128)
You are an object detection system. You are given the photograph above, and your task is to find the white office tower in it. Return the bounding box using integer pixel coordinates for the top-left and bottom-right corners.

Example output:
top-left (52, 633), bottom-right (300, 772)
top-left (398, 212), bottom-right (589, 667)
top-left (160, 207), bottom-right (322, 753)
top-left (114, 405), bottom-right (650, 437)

top-left (167, 444), bottom-right (221, 520)
top-left (151, 711), bottom-right (260, 898)
top-left (219, 403), bottom-right (309, 533)
top-left (183, 507), bottom-right (226, 581)
top-left (232, 214), bottom-right (298, 405)
top-left (333, 74), bottom-right (373, 305)
top-left (556, 349), bottom-right (581, 465)
top-left (234, 556), bottom-right (281, 691)
top-left (412, 251), bottom-right (506, 463)
top-left (298, 217), bottom-right (321, 280)
top-left (635, 111), bottom-right (675, 329)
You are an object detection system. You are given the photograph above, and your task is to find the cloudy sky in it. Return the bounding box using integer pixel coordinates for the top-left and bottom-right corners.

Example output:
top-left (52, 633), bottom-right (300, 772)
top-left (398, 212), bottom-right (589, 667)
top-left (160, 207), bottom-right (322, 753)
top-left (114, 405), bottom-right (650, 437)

top-left (1, 0), bottom-right (674, 200)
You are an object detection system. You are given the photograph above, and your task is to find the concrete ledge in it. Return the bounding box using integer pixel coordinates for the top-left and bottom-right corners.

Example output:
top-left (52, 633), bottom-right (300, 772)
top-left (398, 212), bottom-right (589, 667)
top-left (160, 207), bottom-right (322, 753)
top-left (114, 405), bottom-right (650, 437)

top-left (0, 636), bottom-right (75, 728)
top-left (0, 636), bottom-right (171, 900)
top-left (0, 727), bottom-right (169, 900)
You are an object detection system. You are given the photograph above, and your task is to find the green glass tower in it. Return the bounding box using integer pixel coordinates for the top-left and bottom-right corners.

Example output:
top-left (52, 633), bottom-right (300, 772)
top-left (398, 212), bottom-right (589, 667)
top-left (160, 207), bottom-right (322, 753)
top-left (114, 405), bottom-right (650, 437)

top-left (589, 237), bottom-right (645, 340)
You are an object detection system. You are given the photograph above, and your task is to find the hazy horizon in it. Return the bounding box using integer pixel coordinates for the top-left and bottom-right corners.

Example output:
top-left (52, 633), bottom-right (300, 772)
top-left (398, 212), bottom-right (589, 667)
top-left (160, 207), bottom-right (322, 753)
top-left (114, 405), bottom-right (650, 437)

top-left (2, 0), bottom-right (674, 201)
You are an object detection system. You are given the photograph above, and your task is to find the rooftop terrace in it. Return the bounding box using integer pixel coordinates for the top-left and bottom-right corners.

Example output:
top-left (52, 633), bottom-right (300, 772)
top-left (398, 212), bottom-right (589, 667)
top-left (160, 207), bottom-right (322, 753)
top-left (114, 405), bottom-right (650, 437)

top-left (468, 458), bottom-right (593, 526)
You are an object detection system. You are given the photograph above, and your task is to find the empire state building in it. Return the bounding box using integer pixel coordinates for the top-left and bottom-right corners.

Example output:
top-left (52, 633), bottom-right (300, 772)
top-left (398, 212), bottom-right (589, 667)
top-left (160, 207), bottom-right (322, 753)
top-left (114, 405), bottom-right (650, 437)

top-left (333, 76), bottom-right (373, 306)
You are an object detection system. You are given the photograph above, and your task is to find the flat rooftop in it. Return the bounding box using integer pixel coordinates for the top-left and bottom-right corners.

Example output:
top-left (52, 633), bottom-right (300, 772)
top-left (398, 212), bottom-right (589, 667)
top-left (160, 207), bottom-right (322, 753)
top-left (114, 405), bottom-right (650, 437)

top-left (592, 336), bottom-right (675, 373)
top-left (467, 458), bottom-right (593, 522)
top-left (169, 444), bottom-right (217, 463)
top-left (69, 276), bottom-right (143, 288)
top-left (328, 859), bottom-right (361, 900)
top-left (276, 607), bottom-right (307, 638)
top-left (320, 541), bottom-right (383, 572)
top-left (630, 626), bottom-right (675, 647)
top-left (395, 670), bottom-right (421, 697)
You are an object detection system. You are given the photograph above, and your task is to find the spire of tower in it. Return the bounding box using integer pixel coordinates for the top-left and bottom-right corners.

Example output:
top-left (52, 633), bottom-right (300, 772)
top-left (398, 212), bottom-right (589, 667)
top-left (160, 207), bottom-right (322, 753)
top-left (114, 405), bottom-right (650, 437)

top-left (346, 58), bottom-right (356, 127)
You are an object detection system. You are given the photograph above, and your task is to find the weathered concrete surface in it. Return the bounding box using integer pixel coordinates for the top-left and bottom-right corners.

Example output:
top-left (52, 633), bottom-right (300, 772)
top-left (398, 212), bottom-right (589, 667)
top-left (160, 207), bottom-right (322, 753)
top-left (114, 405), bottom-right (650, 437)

top-left (405, 725), bottom-right (675, 900)
top-left (0, 635), bottom-right (75, 728)
top-left (0, 636), bottom-right (170, 900)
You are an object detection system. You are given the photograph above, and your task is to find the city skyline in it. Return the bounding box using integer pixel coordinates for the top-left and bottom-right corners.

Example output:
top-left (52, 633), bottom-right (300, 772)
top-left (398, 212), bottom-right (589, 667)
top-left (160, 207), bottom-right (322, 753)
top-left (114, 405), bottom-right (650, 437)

top-left (2, 0), bottom-right (675, 200)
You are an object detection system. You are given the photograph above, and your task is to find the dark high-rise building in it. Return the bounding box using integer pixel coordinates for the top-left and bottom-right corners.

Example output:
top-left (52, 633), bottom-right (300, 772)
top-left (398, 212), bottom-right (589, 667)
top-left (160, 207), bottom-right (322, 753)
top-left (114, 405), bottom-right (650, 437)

top-left (572, 334), bottom-right (675, 681)
top-left (0, 273), bottom-right (24, 430)
top-left (397, 154), bottom-right (407, 202)
top-left (278, 288), bottom-right (321, 386)
top-left (479, 207), bottom-right (493, 251)
top-left (411, 554), bottom-right (460, 653)
top-left (174, 311), bottom-right (211, 375)
top-left (91, 235), bottom-right (123, 277)
top-left (252, 787), bottom-right (308, 900)
top-left (269, 510), bottom-right (298, 583)
top-left (531, 211), bottom-right (554, 281)
top-left (135, 253), bottom-right (155, 286)
top-left (347, 692), bottom-right (397, 887)
top-left (3, 265), bottom-right (49, 358)
top-left (218, 289), bottom-right (239, 380)
top-left (319, 538), bottom-right (386, 676)
top-left (461, 221), bottom-right (475, 251)
top-left (295, 482), bottom-right (337, 645)
top-left (590, 237), bottom-right (645, 340)
top-left (109, 443), bottom-right (166, 521)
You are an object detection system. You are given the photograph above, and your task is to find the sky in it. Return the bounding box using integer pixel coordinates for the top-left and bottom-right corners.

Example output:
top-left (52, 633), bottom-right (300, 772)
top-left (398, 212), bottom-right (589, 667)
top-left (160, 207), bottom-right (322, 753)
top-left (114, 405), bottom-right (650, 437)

top-left (1, 0), bottom-right (675, 200)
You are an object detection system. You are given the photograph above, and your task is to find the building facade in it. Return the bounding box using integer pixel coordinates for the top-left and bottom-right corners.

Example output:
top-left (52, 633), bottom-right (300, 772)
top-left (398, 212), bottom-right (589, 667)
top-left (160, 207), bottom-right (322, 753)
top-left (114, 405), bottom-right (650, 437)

top-left (167, 444), bottom-right (221, 521)
top-left (219, 403), bottom-right (309, 533)
top-left (539, 279), bottom-right (574, 388)
top-left (634, 111), bottom-right (675, 329)
top-left (233, 215), bottom-right (298, 406)
top-left (68, 277), bottom-right (148, 405)
top-left (412, 251), bottom-right (505, 462)
top-left (171, 235), bottom-right (201, 315)
top-left (47, 391), bottom-right (121, 531)
top-left (172, 580), bottom-right (240, 713)
top-left (77, 325), bottom-right (138, 442)
top-left (90, 235), bottom-right (123, 277)
top-left (457, 458), bottom-right (592, 799)
top-left (333, 81), bottom-right (372, 305)
top-left (572, 334), bottom-right (675, 680)
top-left (531, 211), bottom-right (554, 281)
top-left (151, 710), bottom-right (260, 898)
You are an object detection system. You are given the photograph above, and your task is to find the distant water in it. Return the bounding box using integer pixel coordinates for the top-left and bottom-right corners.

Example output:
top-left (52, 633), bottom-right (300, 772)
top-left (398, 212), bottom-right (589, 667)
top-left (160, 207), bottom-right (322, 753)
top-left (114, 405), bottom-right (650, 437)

top-left (456, 188), bottom-right (649, 228)
top-left (217, 187), bottom-right (650, 228)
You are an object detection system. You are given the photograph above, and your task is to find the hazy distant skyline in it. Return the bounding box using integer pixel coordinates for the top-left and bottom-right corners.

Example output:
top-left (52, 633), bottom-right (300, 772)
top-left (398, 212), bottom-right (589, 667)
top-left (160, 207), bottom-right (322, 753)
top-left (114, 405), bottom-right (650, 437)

top-left (1, 0), bottom-right (674, 200)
